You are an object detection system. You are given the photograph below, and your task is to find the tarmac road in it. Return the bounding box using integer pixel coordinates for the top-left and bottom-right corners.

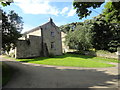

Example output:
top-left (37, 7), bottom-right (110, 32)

top-left (1, 56), bottom-right (119, 88)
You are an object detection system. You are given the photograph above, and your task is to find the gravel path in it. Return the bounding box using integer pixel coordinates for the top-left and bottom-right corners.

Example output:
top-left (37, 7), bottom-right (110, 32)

top-left (0, 56), bottom-right (119, 88)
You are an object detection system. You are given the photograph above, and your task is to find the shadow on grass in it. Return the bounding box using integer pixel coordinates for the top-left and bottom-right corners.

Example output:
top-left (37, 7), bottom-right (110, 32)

top-left (2, 61), bottom-right (119, 89)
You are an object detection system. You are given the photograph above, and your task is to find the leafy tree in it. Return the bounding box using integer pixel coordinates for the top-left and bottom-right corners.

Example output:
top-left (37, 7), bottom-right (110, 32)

top-left (73, 0), bottom-right (120, 23)
top-left (2, 9), bottom-right (23, 52)
top-left (0, 0), bottom-right (13, 7)
top-left (73, 1), bottom-right (104, 19)
top-left (63, 14), bottom-right (120, 52)
top-left (107, 23), bottom-right (120, 52)
top-left (59, 22), bottom-right (83, 33)
top-left (89, 15), bottom-right (120, 52)
top-left (65, 23), bottom-right (93, 51)
top-left (103, 1), bottom-right (120, 23)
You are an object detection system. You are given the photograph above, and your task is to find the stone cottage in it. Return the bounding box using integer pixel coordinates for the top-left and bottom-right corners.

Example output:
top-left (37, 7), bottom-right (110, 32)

top-left (15, 18), bottom-right (62, 59)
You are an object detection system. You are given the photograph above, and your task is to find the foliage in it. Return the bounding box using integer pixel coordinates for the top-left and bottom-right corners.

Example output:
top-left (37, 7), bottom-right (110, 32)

top-left (2, 9), bottom-right (23, 52)
top-left (62, 14), bottom-right (120, 52)
top-left (0, 0), bottom-right (13, 7)
top-left (48, 53), bottom-right (55, 58)
top-left (71, 0), bottom-right (120, 52)
top-left (73, 1), bottom-right (104, 19)
top-left (65, 24), bottom-right (93, 51)
top-left (103, 1), bottom-right (120, 23)
top-left (59, 22), bottom-right (83, 33)
top-left (92, 16), bottom-right (112, 50)
top-left (91, 15), bottom-right (120, 52)
top-left (73, 0), bottom-right (120, 23)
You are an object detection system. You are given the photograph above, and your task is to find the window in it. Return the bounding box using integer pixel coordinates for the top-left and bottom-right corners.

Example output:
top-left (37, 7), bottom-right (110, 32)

top-left (51, 32), bottom-right (54, 37)
top-left (51, 42), bottom-right (55, 49)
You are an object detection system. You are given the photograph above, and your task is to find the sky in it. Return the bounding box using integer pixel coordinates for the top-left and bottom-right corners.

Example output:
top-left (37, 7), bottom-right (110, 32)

top-left (1, 0), bottom-right (106, 33)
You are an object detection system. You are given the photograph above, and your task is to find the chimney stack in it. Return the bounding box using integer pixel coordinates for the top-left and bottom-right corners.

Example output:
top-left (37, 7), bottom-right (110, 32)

top-left (49, 17), bottom-right (53, 23)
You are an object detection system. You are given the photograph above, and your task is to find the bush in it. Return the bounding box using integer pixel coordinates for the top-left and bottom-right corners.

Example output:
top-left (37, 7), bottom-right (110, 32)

top-left (48, 53), bottom-right (55, 58)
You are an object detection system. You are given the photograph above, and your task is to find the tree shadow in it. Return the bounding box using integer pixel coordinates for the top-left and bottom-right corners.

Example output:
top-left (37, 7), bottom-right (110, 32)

top-left (2, 61), bottom-right (118, 89)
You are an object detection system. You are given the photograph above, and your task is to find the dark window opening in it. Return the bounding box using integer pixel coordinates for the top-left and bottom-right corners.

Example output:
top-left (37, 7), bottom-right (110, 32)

top-left (51, 32), bottom-right (54, 37)
top-left (51, 42), bottom-right (55, 49)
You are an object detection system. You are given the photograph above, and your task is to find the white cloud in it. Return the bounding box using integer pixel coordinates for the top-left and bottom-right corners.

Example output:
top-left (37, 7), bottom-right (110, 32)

top-left (14, 0), bottom-right (59, 15)
top-left (67, 8), bottom-right (76, 17)
top-left (55, 22), bottom-right (67, 26)
top-left (60, 7), bottom-right (69, 15)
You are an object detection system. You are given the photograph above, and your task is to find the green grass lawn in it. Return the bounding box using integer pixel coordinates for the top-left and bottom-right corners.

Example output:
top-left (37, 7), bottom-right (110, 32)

top-left (8, 53), bottom-right (118, 68)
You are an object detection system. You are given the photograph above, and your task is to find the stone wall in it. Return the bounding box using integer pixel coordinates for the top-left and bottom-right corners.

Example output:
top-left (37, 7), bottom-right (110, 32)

top-left (41, 21), bottom-right (62, 56)
top-left (15, 18), bottom-right (62, 58)
top-left (96, 52), bottom-right (118, 59)
top-left (15, 35), bottom-right (42, 58)
top-left (26, 29), bottom-right (41, 38)
top-left (19, 28), bottom-right (41, 40)
top-left (61, 32), bottom-right (69, 53)
top-left (79, 50), bottom-right (118, 59)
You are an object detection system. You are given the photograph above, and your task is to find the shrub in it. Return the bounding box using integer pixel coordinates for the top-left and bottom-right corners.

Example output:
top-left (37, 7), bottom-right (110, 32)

top-left (48, 53), bottom-right (55, 58)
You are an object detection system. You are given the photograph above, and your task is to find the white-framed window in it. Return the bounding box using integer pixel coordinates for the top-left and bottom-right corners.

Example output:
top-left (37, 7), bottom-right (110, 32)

top-left (51, 42), bottom-right (55, 49)
top-left (51, 32), bottom-right (54, 37)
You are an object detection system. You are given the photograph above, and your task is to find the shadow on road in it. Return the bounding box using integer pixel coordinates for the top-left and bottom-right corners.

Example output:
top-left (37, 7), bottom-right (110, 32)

top-left (1, 61), bottom-right (118, 89)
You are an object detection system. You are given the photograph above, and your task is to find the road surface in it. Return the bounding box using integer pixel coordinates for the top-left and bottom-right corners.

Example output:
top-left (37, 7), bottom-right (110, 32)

top-left (0, 56), bottom-right (119, 88)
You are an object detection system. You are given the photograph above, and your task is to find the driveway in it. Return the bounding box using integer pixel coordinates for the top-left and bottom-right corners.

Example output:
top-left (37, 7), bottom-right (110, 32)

top-left (1, 56), bottom-right (119, 88)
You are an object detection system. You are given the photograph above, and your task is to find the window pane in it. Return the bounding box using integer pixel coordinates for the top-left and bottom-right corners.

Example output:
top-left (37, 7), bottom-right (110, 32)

top-left (51, 32), bottom-right (54, 37)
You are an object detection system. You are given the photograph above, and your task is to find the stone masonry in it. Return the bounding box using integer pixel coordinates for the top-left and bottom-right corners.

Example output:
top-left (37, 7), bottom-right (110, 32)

top-left (15, 18), bottom-right (62, 59)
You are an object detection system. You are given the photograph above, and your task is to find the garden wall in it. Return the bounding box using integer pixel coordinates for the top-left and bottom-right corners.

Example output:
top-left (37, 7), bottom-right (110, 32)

top-left (81, 50), bottom-right (118, 59)
top-left (15, 35), bottom-right (42, 59)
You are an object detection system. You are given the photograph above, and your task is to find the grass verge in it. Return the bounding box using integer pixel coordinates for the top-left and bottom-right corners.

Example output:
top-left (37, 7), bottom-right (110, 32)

top-left (3, 54), bottom-right (119, 68)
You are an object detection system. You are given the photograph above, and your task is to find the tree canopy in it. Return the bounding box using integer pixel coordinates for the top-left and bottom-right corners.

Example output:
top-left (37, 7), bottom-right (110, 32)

top-left (103, 1), bottom-right (120, 23)
top-left (0, 0), bottom-right (13, 7)
top-left (1, 9), bottom-right (23, 52)
top-left (59, 22), bottom-right (83, 33)
top-left (73, 0), bottom-right (120, 23)
top-left (61, 14), bottom-right (120, 52)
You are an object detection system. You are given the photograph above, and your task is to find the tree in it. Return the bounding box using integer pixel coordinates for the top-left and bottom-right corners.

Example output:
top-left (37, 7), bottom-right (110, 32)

top-left (65, 23), bottom-right (93, 51)
top-left (73, 1), bottom-right (104, 19)
top-left (103, 1), bottom-right (120, 23)
top-left (0, 0), bottom-right (13, 7)
top-left (2, 9), bottom-right (23, 52)
top-left (92, 17), bottom-right (113, 50)
top-left (107, 23), bottom-right (120, 52)
top-left (90, 15), bottom-right (120, 52)
top-left (59, 22), bottom-right (83, 33)
top-left (73, 0), bottom-right (120, 23)
top-left (63, 14), bottom-right (120, 52)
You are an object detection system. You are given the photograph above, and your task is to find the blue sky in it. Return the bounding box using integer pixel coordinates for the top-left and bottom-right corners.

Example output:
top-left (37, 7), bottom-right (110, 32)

top-left (1, 0), bottom-right (105, 33)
